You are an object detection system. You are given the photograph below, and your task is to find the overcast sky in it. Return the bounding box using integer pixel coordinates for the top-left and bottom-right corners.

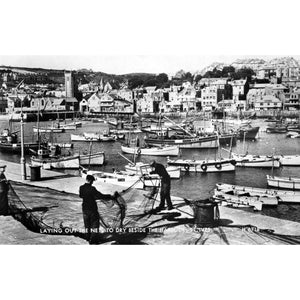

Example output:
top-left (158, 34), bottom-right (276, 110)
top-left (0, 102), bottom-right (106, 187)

top-left (1, 1), bottom-right (299, 76)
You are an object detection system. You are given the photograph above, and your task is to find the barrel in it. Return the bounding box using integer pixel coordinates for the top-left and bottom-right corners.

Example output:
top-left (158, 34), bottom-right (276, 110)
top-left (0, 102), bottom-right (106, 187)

top-left (193, 199), bottom-right (219, 227)
top-left (30, 166), bottom-right (41, 181)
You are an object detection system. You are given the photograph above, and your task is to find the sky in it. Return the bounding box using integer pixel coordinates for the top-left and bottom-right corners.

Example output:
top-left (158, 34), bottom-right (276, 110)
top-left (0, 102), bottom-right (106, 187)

top-left (0, 55), bottom-right (299, 75)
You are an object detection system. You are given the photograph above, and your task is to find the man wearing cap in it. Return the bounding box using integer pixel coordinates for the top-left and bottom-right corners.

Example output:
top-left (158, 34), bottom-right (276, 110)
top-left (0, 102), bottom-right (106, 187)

top-left (79, 174), bottom-right (118, 244)
top-left (150, 161), bottom-right (174, 211)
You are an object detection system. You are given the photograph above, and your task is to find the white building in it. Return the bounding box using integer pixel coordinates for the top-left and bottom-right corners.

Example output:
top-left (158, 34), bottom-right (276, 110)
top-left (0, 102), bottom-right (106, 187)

top-left (253, 95), bottom-right (282, 110)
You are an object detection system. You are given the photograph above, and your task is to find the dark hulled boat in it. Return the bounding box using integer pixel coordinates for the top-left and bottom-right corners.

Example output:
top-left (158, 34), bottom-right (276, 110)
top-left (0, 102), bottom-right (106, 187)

top-left (237, 126), bottom-right (260, 140)
top-left (0, 129), bottom-right (42, 154)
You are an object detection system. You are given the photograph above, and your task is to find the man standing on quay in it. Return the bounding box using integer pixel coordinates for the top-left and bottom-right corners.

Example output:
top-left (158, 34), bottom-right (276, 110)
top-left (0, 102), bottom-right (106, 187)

top-left (150, 161), bottom-right (174, 211)
top-left (79, 174), bottom-right (118, 244)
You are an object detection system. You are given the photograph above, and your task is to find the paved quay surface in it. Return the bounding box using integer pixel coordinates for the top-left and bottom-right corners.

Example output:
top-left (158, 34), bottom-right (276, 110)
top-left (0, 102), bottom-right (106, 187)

top-left (1, 159), bottom-right (300, 245)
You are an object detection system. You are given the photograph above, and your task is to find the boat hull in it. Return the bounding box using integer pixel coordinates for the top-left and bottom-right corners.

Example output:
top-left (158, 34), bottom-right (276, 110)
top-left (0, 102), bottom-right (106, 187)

top-left (79, 152), bottom-right (105, 166)
top-left (33, 126), bottom-right (64, 133)
top-left (167, 158), bottom-right (236, 173)
top-left (232, 154), bottom-right (281, 168)
top-left (267, 175), bottom-right (300, 190)
top-left (278, 155), bottom-right (300, 166)
top-left (31, 155), bottom-right (80, 169)
top-left (71, 134), bottom-right (99, 142)
top-left (216, 183), bottom-right (300, 203)
top-left (237, 126), bottom-right (260, 140)
top-left (121, 145), bottom-right (179, 156)
top-left (144, 136), bottom-right (219, 149)
top-left (0, 142), bottom-right (42, 154)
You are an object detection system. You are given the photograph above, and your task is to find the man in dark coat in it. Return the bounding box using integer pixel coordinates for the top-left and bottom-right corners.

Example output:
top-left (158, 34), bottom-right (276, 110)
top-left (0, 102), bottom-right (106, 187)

top-left (150, 161), bottom-right (174, 211)
top-left (79, 174), bottom-right (118, 244)
top-left (0, 166), bottom-right (9, 216)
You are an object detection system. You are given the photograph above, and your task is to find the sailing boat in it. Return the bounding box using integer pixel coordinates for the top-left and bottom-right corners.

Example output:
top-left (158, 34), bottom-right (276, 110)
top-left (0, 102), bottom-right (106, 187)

top-left (144, 116), bottom-right (219, 149)
top-left (167, 134), bottom-right (236, 173)
top-left (121, 116), bottom-right (179, 156)
top-left (30, 102), bottom-right (80, 169)
top-left (0, 118), bottom-right (41, 154)
top-left (228, 132), bottom-right (281, 168)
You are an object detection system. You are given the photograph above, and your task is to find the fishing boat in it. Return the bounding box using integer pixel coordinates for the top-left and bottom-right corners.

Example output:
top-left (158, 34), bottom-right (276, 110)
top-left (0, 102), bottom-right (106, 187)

top-left (214, 188), bottom-right (278, 206)
top-left (33, 126), bottom-right (64, 133)
top-left (124, 162), bottom-right (181, 179)
top-left (121, 145), bottom-right (179, 156)
top-left (267, 175), bottom-right (300, 190)
top-left (145, 115), bottom-right (219, 149)
top-left (215, 183), bottom-right (300, 203)
top-left (231, 153), bottom-right (281, 168)
top-left (79, 151), bottom-right (105, 166)
top-left (266, 124), bottom-right (288, 133)
top-left (31, 149), bottom-right (80, 169)
top-left (47, 142), bottom-right (73, 149)
top-left (71, 133), bottom-right (100, 142)
top-left (81, 170), bottom-right (160, 190)
top-left (236, 125), bottom-right (260, 140)
top-left (167, 157), bottom-right (236, 173)
top-left (99, 133), bottom-right (117, 142)
top-left (276, 155), bottom-right (300, 166)
top-left (60, 122), bottom-right (82, 130)
top-left (0, 128), bottom-right (41, 154)
top-left (144, 135), bottom-right (219, 149)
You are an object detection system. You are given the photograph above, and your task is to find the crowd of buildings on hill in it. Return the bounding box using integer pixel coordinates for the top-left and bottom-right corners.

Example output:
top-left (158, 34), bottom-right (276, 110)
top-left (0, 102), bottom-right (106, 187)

top-left (1, 57), bottom-right (300, 117)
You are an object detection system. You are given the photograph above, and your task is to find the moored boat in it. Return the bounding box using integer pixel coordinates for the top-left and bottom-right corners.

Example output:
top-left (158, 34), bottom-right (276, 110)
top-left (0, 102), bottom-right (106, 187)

top-left (167, 157), bottom-right (236, 173)
top-left (267, 175), bottom-right (300, 190)
top-left (231, 153), bottom-right (281, 168)
top-left (33, 126), bottom-right (64, 133)
top-left (0, 128), bottom-right (42, 154)
top-left (144, 135), bottom-right (219, 149)
top-left (266, 125), bottom-right (288, 133)
top-left (79, 151), bottom-right (105, 166)
top-left (121, 145), bottom-right (179, 156)
top-left (71, 133), bottom-right (99, 142)
top-left (215, 183), bottom-right (300, 203)
top-left (31, 149), bottom-right (80, 169)
top-left (237, 126), bottom-right (260, 140)
top-left (277, 155), bottom-right (300, 166)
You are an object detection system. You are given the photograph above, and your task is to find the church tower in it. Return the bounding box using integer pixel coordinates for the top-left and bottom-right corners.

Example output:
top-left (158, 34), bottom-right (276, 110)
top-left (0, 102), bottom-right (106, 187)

top-left (65, 70), bottom-right (74, 98)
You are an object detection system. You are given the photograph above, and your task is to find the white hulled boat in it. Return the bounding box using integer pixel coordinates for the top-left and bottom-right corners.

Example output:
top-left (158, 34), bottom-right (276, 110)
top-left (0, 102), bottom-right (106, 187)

top-left (71, 133), bottom-right (99, 142)
top-left (79, 151), bottom-right (105, 166)
top-left (231, 153), bottom-right (281, 168)
top-left (277, 155), bottom-right (300, 166)
top-left (31, 149), bottom-right (80, 169)
top-left (267, 175), bottom-right (300, 190)
top-left (167, 157), bottom-right (236, 173)
top-left (216, 183), bottom-right (300, 203)
top-left (33, 126), bottom-right (64, 133)
top-left (121, 145), bottom-right (179, 156)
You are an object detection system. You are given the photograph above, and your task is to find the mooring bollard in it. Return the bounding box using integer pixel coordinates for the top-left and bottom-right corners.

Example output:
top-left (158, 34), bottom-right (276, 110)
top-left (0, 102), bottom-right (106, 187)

top-left (0, 165), bottom-right (9, 216)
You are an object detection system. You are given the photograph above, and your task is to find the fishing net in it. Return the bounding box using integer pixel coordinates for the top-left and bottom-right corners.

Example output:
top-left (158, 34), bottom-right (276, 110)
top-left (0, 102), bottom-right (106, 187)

top-left (6, 180), bottom-right (127, 236)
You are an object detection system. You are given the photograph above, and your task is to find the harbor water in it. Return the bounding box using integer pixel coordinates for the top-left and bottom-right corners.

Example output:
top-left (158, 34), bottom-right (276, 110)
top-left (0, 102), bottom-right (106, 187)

top-left (1, 118), bottom-right (300, 223)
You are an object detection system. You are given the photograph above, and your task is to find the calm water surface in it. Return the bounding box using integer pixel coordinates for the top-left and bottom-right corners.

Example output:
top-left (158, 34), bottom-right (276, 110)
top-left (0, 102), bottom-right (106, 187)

top-left (1, 119), bottom-right (300, 223)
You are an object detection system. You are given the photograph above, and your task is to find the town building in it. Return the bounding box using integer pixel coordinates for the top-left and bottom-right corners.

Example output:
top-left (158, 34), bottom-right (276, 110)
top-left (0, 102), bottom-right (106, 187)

top-left (253, 95), bottom-right (282, 111)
